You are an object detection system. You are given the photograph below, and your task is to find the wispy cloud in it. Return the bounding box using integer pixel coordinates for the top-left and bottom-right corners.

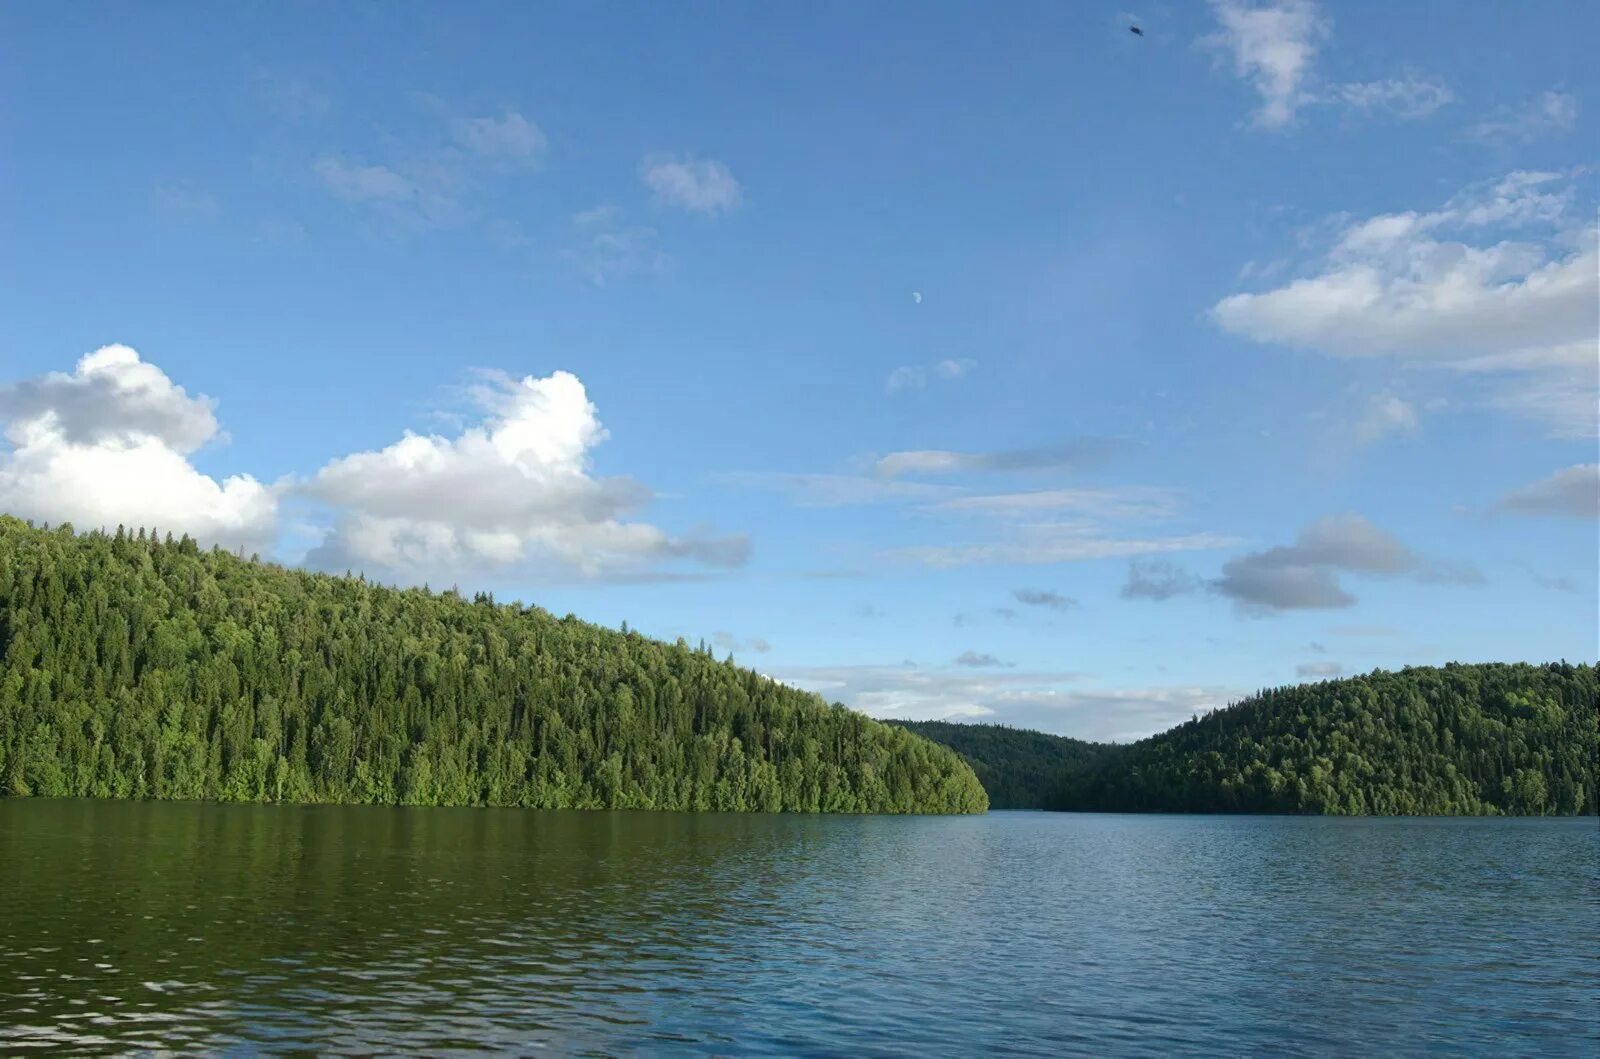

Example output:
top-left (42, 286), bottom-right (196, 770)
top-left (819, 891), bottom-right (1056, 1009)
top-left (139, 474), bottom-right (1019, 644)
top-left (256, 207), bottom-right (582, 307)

top-left (565, 206), bottom-right (667, 285)
top-left (309, 96), bottom-right (545, 231)
top-left (716, 471), bottom-right (955, 508)
top-left (931, 486), bottom-right (1179, 521)
top-left (1498, 464), bottom-right (1599, 520)
top-left (252, 72), bottom-right (331, 121)
top-left (1327, 75), bottom-right (1453, 120)
top-left (885, 527), bottom-right (1240, 569)
top-left (876, 438), bottom-right (1123, 478)
top-left (1467, 91), bottom-right (1579, 144)
top-left (1013, 588), bottom-right (1078, 611)
top-left (154, 181), bottom-right (220, 220)
top-left (1203, 2), bottom-right (1451, 128)
top-left (1203, 0), bottom-right (1326, 128)
top-left (770, 663), bottom-right (1244, 742)
top-left (1121, 558), bottom-right (1201, 600)
top-left (1353, 393), bottom-right (1419, 445)
top-left (886, 358), bottom-right (976, 393)
top-left (954, 651), bottom-right (1012, 668)
top-left (713, 631), bottom-right (772, 655)
top-left (641, 154), bottom-right (742, 215)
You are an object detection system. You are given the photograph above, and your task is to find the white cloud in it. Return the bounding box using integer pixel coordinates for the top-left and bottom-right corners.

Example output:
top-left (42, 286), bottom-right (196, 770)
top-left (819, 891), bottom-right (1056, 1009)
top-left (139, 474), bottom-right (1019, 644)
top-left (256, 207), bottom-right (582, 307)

top-left (1353, 393), bottom-right (1419, 444)
top-left (1328, 75), bottom-right (1453, 119)
top-left (1214, 171), bottom-right (1599, 438)
top-left (313, 157), bottom-right (417, 204)
top-left (311, 99), bottom-right (544, 229)
top-left (886, 358), bottom-right (977, 393)
top-left (304, 369), bottom-right (746, 582)
top-left (716, 471), bottom-right (955, 508)
top-left (252, 73), bottom-right (331, 121)
top-left (1205, 3), bottom-right (1453, 127)
top-left (451, 109), bottom-right (546, 163)
top-left (932, 486), bottom-right (1180, 521)
top-left (1498, 464), bottom-right (1599, 520)
top-left (876, 438), bottom-right (1121, 477)
top-left (640, 154), bottom-right (743, 215)
top-left (154, 181), bottom-right (220, 219)
top-left (1467, 91), bottom-right (1580, 144)
top-left (566, 206), bottom-right (666, 285)
top-left (771, 662), bottom-right (1244, 742)
top-left (885, 525), bottom-right (1239, 569)
top-left (1203, 0), bottom-right (1326, 128)
top-left (0, 346), bottom-right (278, 551)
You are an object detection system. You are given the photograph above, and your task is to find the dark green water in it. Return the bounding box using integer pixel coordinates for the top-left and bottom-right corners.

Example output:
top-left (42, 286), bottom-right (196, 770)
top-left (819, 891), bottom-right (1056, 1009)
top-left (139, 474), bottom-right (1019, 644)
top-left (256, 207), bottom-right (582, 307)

top-left (1, 801), bottom-right (1595, 1056)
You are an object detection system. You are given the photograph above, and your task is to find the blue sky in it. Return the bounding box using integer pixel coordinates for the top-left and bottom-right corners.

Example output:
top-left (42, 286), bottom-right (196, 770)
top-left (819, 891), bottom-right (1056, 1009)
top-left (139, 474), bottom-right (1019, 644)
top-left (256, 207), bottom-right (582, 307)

top-left (2, 1), bottom-right (1595, 740)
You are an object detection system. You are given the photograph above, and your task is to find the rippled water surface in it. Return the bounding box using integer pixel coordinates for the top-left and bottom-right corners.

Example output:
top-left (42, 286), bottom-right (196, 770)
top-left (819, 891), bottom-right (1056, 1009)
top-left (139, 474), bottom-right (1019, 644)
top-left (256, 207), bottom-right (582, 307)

top-left (1, 802), bottom-right (1595, 1055)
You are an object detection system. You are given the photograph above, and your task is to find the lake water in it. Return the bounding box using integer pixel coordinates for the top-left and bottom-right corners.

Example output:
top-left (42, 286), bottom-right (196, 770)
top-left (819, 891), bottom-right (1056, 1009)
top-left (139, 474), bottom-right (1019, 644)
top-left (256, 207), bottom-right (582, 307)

top-left (1, 802), bottom-right (1595, 1056)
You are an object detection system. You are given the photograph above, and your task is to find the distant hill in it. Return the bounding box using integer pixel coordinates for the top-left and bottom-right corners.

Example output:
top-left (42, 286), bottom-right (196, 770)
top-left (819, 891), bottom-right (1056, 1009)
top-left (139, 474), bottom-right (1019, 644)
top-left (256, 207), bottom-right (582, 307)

top-left (900, 663), bottom-right (1597, 816)
top-left (0, 517), bottom-right (987, 814)
top-left (885, 720), bottom-right (1107, 809)
top-left (1050, 663), bottom-right (1596, 815)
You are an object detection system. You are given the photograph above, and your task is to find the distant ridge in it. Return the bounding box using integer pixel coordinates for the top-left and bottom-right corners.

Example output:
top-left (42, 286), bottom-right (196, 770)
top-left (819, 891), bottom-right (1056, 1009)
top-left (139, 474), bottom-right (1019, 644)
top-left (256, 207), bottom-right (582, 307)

top-left (901, 663), bottom-right (1597, 816)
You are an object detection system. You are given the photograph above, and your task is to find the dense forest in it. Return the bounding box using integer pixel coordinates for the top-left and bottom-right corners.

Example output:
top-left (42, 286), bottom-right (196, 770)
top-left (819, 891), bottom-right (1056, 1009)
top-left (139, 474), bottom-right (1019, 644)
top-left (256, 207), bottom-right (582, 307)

top-left (1048, 664), bottom-right (1596, 815)
top-left (886, 720), bottom-right (1106, 809)
top-left (908, 664), bottom-right (1596, 815)
top-left (0, 518), bottom-right (987, 814)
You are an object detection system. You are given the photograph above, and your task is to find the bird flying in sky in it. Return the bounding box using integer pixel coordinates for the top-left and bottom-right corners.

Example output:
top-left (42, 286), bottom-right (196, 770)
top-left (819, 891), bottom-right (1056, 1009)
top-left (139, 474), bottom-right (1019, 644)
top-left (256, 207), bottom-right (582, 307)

top-left (1129, 25), bottom-right (1144, 36)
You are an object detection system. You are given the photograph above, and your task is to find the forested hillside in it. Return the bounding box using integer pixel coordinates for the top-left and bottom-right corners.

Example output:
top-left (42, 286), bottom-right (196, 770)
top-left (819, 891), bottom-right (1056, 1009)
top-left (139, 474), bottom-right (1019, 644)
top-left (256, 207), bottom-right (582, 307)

top-left (886, 720), bottom-right (1107, 809)
top-left (0, 518), bottom-right (986, 814)
top-left (1048, 664), bottom-right (1597, 815)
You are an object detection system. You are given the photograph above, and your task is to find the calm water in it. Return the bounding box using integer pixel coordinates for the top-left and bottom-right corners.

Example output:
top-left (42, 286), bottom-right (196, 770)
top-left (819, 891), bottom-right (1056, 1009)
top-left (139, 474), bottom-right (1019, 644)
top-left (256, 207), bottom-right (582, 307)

top-left (0, 802), bottom-right (1595, 1056)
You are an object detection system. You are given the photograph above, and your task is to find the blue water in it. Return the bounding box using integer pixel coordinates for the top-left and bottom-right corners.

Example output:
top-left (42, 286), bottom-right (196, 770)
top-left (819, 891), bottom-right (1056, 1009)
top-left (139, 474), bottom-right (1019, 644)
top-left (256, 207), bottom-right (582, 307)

top-left (1, 802), bottom-right (1595, 1055)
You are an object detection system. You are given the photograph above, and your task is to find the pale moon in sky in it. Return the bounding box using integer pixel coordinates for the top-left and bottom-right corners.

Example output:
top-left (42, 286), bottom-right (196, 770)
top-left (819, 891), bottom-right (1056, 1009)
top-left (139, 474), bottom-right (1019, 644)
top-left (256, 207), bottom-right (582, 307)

top-left (912, 291), bottom-right (922, 304)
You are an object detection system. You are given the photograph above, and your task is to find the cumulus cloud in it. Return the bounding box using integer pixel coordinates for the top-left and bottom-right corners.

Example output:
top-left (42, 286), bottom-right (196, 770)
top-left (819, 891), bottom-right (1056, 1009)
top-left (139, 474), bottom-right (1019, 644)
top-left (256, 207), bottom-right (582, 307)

top-left (886, 358), bottom-right (976, 393)
top-left (1467, 91), bottom-right (1579, 144)
top-left (304, 369), bottom-right (746, 582)
top-left (640, 154), bottom-right (742, 215)
top-left (876, 438), bottom-right (1123, 477)
top-left (1296, 661), bottom-right (1344, 678)
top-left (1121, 558), bottom-right (1201, 600)
top-left (1013, 588), bottom-right (1078, 611)
top-left (0, 346), bottom-right (278, 551)
top-left (1203, 0), bottom-right (1326, 127)
top-left (1214, 171), bottom-right (1598, 438)
top-left (770, 662), bottom-right (1243, 742)
top-left (1498, 464), bottom-right (1599, 519)
top-left (1212, 513), bottom-right (1471, 613)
